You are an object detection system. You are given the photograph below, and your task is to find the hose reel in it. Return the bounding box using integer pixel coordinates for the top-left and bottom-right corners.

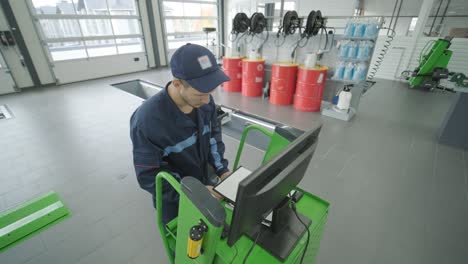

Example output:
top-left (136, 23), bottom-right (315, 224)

top-left (303, 10), bottom-right (325, 38)
top-left (249, 12), bottom-right (267, 34)
top-left (231, 12), bottom-right (250, 35)
top-left (280, 11), bottom-right (301, 36)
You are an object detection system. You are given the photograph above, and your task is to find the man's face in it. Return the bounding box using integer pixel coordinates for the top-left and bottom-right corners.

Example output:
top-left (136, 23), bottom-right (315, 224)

top-left (177, 81), bottom-right (212, 108)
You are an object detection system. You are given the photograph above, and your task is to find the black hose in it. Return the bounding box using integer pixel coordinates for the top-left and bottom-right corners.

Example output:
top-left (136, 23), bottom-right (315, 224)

top-left (258, 30), bottom-right (269, 53)
top-left (274, 34), bottom-right (287, 47)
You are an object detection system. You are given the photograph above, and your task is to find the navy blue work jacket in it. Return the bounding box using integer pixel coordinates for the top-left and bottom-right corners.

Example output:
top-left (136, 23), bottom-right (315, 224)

top-left (130, 82), bottom-right (229, 203)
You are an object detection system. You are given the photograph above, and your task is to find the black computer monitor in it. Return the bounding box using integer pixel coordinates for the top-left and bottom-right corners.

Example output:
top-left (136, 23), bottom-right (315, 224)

top-left (227, 125), bottom-right (321, 261)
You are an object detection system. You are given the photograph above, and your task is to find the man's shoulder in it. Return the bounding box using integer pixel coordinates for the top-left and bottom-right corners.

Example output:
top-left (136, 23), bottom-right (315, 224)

top-left (137, 91), bottom-right (170, 118)
top-left (131, 91), bottom-right (170, 132)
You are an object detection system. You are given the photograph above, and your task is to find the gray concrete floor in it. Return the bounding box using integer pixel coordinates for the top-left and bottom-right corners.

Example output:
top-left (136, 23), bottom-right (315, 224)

top-left (0, 69), bottom-right (467, 264)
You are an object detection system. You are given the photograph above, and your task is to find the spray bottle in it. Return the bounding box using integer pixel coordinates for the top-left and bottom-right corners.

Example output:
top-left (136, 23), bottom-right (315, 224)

top-left (337, 84), bottom-right (353, 111)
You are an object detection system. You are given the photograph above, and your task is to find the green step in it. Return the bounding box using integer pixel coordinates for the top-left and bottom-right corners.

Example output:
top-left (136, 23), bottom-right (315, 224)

top-left (0, 191), bottom-right (71, 252)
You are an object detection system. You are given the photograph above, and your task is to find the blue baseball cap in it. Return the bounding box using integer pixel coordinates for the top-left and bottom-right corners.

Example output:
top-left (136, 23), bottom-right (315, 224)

top-left (170, 43), bottom-right (230, 93)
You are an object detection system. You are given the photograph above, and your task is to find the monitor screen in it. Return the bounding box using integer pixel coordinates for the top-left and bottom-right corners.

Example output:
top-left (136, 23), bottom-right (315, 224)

top-left (227, 125), bottom-right (321, 259)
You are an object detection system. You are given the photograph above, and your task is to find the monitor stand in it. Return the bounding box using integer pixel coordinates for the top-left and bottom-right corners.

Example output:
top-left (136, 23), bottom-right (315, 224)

top-left (245, 199), bottom-right (312, 261)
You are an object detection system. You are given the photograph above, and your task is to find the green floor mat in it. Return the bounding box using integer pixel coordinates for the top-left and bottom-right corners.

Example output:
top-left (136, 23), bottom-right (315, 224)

top-left (0, 191), bottom-right (71, 252)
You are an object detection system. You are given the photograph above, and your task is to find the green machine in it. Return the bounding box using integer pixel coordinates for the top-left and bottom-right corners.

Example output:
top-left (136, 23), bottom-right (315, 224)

top-left (404, 37), bottom-right (468, 92)
top-left (155, 124), bottom-right (329, 264)
top-left (406, 37), bottom-right (453, 89)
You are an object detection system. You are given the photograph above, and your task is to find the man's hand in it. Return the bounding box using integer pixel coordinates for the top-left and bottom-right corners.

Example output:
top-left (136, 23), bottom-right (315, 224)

top-left (219, 171), bottom-right (230, 181)
top-left (206, 185), bottom-right (223, 201)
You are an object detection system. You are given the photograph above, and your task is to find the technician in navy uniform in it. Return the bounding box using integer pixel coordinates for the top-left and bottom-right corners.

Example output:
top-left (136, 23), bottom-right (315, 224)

top-left (130, 44), bottom-right (230, 225)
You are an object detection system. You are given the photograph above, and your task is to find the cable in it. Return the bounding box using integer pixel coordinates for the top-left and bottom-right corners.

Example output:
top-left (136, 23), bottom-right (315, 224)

top-left (274, 34), bottom-right (286, 47)
top-left (235, 32), bottom-right (247, 54)
top-left (229, 33), bottom-right (238, 42)
top-left (291, 36), bottom-right (308, 60)
top-left (257, 30), bottom-right (269, 53)
top-left (363, 27), bottom-right (396, 94)
top-left (245, 34), bottom-right (255, 44)
top-left (291, 200), bottom-right (310, 264)
top-left (322, 27), bottom-right (329, 50)
top-left (242, 227), bottom-right (264, 264)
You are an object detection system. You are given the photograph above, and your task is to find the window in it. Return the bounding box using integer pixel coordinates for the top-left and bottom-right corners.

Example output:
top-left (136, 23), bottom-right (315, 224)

top-left (79, 19), bottom-right (113, 36)
top-left (85, 39), bottom-right (117, 57)
top-left (408, 17), bottom-right (418, 32)
top-left (111, 19), bottom-right (140, 35)
top-left (47, 42), bottom-right (87, 61)
top-left (161, 0), bottom-right (219, 57)
top-left (30, 0), bottom-right (144, 61)
top-left (40, 19), bottom-right (81, 38)
top-left (116, 38), bottom-right (143, 54)
top-left (256, 1), bottom-right (296, 33)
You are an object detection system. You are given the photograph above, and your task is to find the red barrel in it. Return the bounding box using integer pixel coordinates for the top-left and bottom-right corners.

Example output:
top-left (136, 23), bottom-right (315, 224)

top-left (222, 57), bottom-right (243, 92)
top-left (294, 66), bottom-right (328, 112)
top-left (242, 59), bottom-right (265, 97)
top-left (270, 62), bottom-right (298, 105)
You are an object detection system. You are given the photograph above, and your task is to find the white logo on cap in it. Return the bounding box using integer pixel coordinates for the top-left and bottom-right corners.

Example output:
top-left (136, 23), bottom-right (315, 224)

top-left (198, 55), bottom-right (212, 70)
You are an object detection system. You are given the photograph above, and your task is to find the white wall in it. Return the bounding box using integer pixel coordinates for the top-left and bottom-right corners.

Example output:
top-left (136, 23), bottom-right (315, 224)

top-left (426, 17), bottom-right (468, 37)
top-left (424, 0), bottom-right (468, 37)
top-left (223, 0), bottom-right (356, 51)
top-left (53, 53), bottom-right (148, 84)
top-left (365, 0), bottom-right (423, 16)
top-left (369, 36), bottom-right (414, 80)
top-left (296, 0), bottom-right (355, 16)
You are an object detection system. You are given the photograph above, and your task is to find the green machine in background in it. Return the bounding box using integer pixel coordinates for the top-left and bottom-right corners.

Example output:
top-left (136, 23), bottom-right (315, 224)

top-left (406, 37), bottom-right (453, 90)
top-left (404, 37), bottom-right (468, 92)
top-left (155, 124), bottom-right (329, 264)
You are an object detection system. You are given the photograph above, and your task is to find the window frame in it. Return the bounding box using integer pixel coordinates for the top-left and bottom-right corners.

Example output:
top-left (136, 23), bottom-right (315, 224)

top-left (159, 0), bottom-right (220, 57)
top-left (28, 0), bottom-right (145, 62)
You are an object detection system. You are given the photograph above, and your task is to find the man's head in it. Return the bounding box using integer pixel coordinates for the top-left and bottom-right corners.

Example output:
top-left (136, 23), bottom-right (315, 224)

top-left (170, 44), bottom-right (230, 108)
top-left (172, 78), bottom-right (212, 108)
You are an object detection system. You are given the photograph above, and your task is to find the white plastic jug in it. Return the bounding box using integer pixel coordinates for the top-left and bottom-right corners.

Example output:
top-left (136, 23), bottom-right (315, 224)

top-left (338, 40), bottom-right (349, 58)
top-left (353, 63), bottom-right (368, 81)
top-left (248, 50), bottom-right (259, 60)
top-left (304, 53), bottom-right (318, 68)
top-left (357, 41), bottom-right (371, 60)
top-left (333, 62), bottom-right (346, 79)
top-left (344, 20), bottom-right (355, 37)
top-left (337, 85), bottom-right (352, 111)
top-left (364, 19), bottom-right (379, 38)
top-left (343, 62), bottom-right (355, 80)
top-left (347, 41), bottom-right (358, 59)
top-left (354, 22), bottom-right (366, 38)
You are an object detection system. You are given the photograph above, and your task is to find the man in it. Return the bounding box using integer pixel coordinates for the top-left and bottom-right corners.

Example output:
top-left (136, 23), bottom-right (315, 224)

top-left (130, 44), bottom-right (230, 225)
